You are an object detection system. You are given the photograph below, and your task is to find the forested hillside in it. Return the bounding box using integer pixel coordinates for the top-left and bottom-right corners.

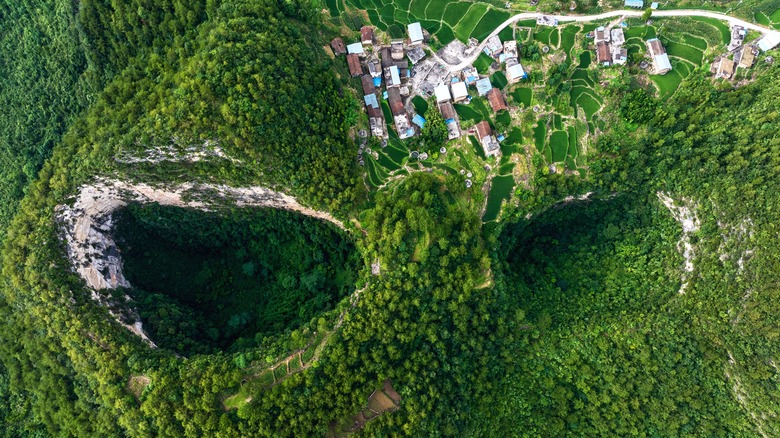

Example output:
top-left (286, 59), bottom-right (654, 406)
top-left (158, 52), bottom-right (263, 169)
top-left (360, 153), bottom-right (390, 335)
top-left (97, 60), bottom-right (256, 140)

top-left (2, 0), bottom-right (780, 436)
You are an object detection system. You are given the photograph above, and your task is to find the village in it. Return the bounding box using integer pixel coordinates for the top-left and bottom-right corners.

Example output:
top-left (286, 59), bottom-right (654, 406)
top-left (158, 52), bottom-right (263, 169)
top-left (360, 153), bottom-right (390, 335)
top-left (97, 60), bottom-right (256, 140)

top-left (333, 11), bottom-right (780, 169)
top-left (331, 22), bottom-right (524, 163)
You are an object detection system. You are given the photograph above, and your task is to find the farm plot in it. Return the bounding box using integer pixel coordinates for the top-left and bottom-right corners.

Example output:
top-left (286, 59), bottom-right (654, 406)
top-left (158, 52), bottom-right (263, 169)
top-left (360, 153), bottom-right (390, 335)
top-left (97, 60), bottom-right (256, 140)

top-left (434, 24), bottom-right (456, 45)
top-left (571, 86), bottom-right (601, 120)
top-left (651, 70), bottom-right (684, 99)
top-left (483, 175), bottom-right (515, 222)
top-left (491, 71), bottom-right (507, 89)
top-left (561, 25), bottom-right (578, 61)
top-left (511, 87), bottom-right (532, 107)
top-left (453, 4), bottom-right (488, 42)
top-left (442, 2), bottom-right (471, 28)
top-left (470, 9), bottom-right (511, 41)
top-left (534, 27), bottom-right (553, 46)
top-left (665, 40), bottom-right (703, 65)
top-left (550, 130), bottom-right (568, 162)
top-left (689, 17), bottom-right (730, 45)
top-left (474, 52), bottom-right (494, 74)
top-left (533, 120), bottom-right (546, 152)
top-left (424, 0), bottom-right (448, 20)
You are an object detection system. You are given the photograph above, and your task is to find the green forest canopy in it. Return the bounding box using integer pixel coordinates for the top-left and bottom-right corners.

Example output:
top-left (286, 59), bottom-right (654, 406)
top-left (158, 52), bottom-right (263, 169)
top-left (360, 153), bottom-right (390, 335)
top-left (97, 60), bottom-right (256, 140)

top-left (1, 0), bottom-right (780, 436)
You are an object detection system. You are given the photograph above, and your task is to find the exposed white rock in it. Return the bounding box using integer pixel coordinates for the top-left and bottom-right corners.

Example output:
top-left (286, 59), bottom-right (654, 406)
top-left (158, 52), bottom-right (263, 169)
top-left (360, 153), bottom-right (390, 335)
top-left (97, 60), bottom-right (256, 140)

top-left (56, 179), bottom-right (345, 346)
top-left (657, 192), bottom-right (700, 294)
top-left (115, 140), bottom-right (237, 164)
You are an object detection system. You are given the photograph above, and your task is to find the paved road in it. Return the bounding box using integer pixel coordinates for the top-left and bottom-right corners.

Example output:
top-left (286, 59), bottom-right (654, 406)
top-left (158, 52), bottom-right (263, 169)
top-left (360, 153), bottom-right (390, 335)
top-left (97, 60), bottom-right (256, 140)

top-left (446, 9), bottom-right (780, 71)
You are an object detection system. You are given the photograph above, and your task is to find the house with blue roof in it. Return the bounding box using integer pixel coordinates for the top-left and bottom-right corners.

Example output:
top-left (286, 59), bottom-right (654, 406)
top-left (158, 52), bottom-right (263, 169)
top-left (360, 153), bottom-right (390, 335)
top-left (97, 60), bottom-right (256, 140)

top-left (412, 114), bottom-right (426, 129)
top-left (476, 77), bottom-right (492, 96)
top-left (364, 94), bottom-right (379, 109)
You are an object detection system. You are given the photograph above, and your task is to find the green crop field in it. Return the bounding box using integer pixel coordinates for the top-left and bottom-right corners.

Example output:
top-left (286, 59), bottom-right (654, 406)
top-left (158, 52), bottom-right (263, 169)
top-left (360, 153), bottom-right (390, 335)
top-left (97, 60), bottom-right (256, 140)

top-left (470, 9), bottom-right (510, 41)
top-left (681, 33), bottom-right (708, 50)
top-left (666, 41), bottom-right (703, 65)
top-left (534, 27), bottom-right (553, 46)
top-left (492, 71), bottom-right (507, 89)
top-left (409, 0), bottom-right (427, 19)
top-left (504, 127), bottom-right (523, 144)
top-left (533, 120), bottom-right (546, 152)
top-left (474, 51), bottom-right (494, 74)
top-left (561, 26), bottom-right (578, 60)
top-left (550, 131), bottom-right (568, 162)
top-left (424, 0), bottom-right (448, 20)
top-left (578, 51), bottom-right (591, 68)
top-left (575, 92), bottom-right (601, 119)
top-left (567, 126), bottom-right (577, 159)
top-left (689, 17), bottom-right (730, 45)
top-left (412, 96), bottom-right (429, 115)
top-left (442, 2), bottom-right (471, 28)
top-left (651, 70), bottom-right (684, 99)
top-left (483, 175), bottom-right (514, 221)
top-left (453, 4), bottom-right (487, 42)
top-left (496, 110), bottom-right (511, 126)
top-left (549, 28), bottom-right (560, 48)
top-left (511, 87), bottom-right (532, 107)
top-left (470, 136), bottom-right (487, 159)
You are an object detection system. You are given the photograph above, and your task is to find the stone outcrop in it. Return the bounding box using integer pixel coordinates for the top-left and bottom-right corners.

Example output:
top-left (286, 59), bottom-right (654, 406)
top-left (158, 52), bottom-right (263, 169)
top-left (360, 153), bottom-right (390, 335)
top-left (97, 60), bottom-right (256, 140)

top-left (56, 179), bottom-right (345, 346)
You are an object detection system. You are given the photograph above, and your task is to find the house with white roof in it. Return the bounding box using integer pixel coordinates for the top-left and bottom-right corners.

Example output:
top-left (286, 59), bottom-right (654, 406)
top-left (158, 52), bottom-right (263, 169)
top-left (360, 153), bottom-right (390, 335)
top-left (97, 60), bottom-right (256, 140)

top-left (758, 32), bottom-right (780, 51)
top-left (347, 42), bottom-right (364, 56)
top-left (646, 38), bottom-right (672, 74)
top-left (506, 60), bottom-right (527, 83)
top-left (408, 23), bottom-right (424, 45)
top-left (451, 81), bottom-right (469, 102)
top-left (475, 77), bottom-right (492, 96)
top-left (434, 84), bottom-right (451, 103)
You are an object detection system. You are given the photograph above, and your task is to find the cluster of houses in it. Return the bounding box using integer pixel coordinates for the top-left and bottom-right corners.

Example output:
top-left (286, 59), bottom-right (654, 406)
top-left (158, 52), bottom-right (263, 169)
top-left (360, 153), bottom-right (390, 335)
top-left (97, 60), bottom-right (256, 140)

top-left (594, 26), bottom-right (628, 67)
top-left (332, 23), bottom-right (430, 140)
top-left (334, 23), bottom-right (523, 158)
top-left (590, 25), bottom-right (671, 75)
top-left (712, 25), bottom-right (780, 80)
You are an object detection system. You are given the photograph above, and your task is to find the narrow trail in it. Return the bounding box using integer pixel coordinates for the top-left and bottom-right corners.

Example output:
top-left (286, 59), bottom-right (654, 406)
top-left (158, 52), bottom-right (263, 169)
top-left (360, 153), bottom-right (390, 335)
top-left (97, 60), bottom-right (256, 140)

top-left (447, 10), bottom-right (780, 72)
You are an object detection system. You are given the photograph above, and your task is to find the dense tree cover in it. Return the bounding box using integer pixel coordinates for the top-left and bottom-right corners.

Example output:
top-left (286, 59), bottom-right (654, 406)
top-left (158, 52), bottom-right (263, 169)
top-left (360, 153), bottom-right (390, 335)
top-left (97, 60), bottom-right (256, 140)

top-left (3, 0), bottom-right (780, 435)
top-left (115, 203), bottom-right (358, 355)
top-left (488, 195), bottom-right (753, 435)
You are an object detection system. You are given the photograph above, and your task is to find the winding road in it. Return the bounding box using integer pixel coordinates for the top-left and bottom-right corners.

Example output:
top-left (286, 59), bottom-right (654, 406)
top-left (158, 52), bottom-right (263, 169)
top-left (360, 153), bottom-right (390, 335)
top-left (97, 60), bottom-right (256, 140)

top-left (447, 9), bottom-right (780, 71)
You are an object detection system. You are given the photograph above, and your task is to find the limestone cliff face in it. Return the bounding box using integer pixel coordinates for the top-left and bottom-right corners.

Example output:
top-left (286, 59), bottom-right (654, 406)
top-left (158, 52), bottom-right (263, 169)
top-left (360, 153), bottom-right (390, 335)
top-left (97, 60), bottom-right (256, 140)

top-left (56, 179), bottom-right (345, 346)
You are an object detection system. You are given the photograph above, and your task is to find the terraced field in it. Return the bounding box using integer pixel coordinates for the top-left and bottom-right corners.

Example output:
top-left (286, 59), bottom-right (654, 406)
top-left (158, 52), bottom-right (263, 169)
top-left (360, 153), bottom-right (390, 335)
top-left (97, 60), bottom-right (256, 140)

top-left (330, 0), bottom-right (510, 46)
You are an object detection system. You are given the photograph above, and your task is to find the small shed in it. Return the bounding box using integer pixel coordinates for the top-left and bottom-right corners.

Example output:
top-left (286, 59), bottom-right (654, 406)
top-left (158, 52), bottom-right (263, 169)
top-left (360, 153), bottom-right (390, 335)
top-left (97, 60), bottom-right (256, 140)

top-left (361, 75), bottom-right (376, 94)
top-left (407, 47), bottom-right (426, 64)
top-left (597, 42), bottom-right (612, 66)
top-left (408, 23), bottom-right (424, 45)
top-left (476, 77), bottom-right (492, 96)
top-left (364, 94), bottom-right (381, 118)
top-left (439, 101), bottom-right (457, 121)
top-left (435, 83), bottom-right (452, 103)
top-left (486, 88), bottom-right (507, 112)
top-left (412, 114), bottom-right (426, 128)
top-left (347, 42), bottom-right (365, 55)
top-left (347, 54), bottom-right (363, 76)
top-left (611, 28), bottom-right (625, 46)
top-left (451, 81), bottom-right (469, 102)
top-left (361, 26), bottom-right (374, 45)
top-left (389, 65), bottom-right (401, 87)
top-left (331, 38), bottom-right (347, 55)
